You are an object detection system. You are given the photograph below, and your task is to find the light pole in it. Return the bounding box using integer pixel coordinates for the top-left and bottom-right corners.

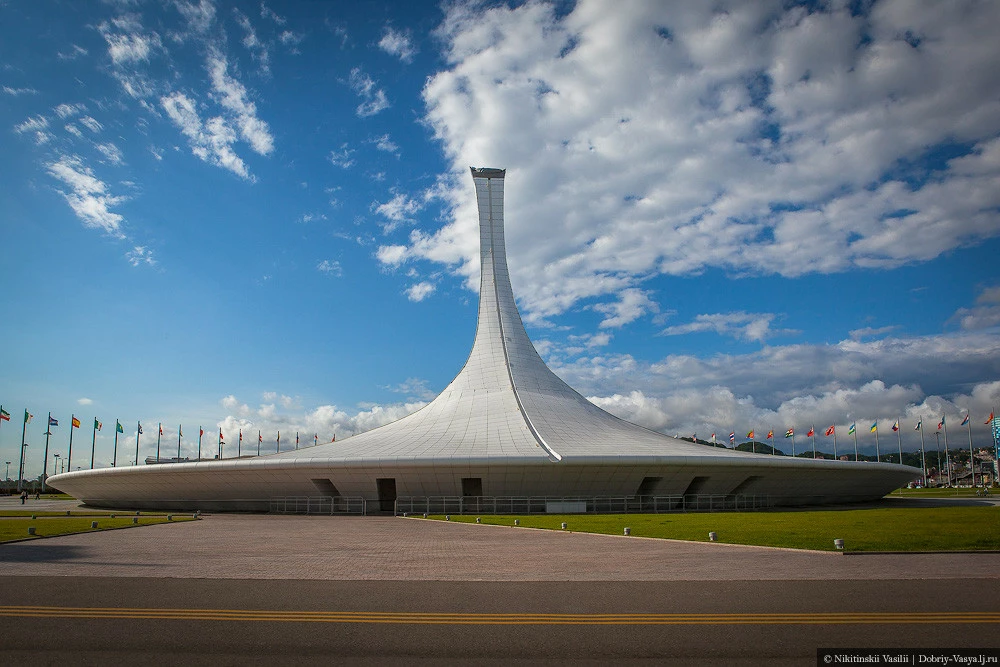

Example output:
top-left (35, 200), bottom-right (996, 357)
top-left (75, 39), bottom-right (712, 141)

top-left (3, 462), bottom-right (9, 494)
top-left (53, 454), bottom-right (60, 482)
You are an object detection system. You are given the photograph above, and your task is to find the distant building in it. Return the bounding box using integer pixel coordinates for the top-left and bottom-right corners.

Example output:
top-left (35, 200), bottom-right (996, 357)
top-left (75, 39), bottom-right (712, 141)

top-left (50, 168), bottom-right (919, 510)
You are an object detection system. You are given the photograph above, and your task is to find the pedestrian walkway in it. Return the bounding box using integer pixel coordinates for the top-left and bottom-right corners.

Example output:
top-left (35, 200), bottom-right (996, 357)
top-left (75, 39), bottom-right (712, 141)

top-left (1, 514), bottom-right (998, 581)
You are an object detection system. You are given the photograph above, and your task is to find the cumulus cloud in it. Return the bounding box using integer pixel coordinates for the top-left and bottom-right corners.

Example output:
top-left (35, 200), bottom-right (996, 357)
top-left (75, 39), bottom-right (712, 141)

top-left (406, 281), bottom-right (435, 302)
top-left (372, 133), bottom-right (400, 155)
top-left (378, 27), bottom-right (417, 63)
top-left (46, 155), bottom-right (126, 237)
top-left (593, 288), bottom-right (658, 329)
top-left (376, 244), bottom-right (408, 267)
top-left (205, 51), bottom-right (274, 155)
top-left (661, 311), bottom-right (796, 343)
top-left (405, 0), bottom-right (1000, 325)
top-left (349, 67), bottom-right (389, 117)
top-left (372, 192), bottom-right (422, 230)
top-left (77, 397), bottom-right (93, 406)
top-left (952, 285), bottom-right (1000, 330)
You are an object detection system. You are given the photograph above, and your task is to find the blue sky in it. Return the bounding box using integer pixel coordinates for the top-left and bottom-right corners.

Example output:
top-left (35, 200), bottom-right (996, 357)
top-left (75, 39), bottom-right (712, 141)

top-left (2, 0), bottom-right (999, 477)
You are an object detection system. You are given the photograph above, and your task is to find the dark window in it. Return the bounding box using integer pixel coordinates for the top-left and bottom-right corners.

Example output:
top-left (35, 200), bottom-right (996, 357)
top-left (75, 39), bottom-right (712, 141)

top-left (461, 477), bottom-right (483, 497)
top-left (376, 478), bottom-right (397, 512)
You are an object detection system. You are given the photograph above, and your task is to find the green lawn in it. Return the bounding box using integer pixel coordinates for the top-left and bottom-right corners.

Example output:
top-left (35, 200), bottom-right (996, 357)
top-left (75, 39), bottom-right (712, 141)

top-left (0, 514), bottom-right (196, 543)
top-left (886, 487), bottom-right (994, 498)
top-left (413, 506), bottom-right (1000, 552)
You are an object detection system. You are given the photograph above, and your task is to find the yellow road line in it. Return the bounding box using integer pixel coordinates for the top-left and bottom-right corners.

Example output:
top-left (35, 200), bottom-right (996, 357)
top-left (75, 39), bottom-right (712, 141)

top-left (0, 607), bottom-right (997, 625)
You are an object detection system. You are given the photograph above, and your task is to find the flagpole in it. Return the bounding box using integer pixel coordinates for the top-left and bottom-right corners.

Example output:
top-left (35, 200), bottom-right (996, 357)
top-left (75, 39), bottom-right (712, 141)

top-left (67, 414), bottom-right (75, 472)
top-left (943, 417), bottom-right (951, 487)
top-left (811, 426), bottom-right (816, 459)
top-left (156, 423), bottom-right (161, 463)
top-left (41, 412), bottom-right (54, 492)
top-left (791, 431), bottom-right (796, 457)
top-left (873, 420), bottom-right (880, 463)
top-left (965, 411), bottom-right (975, 488)
top-left (238, 429), bottom-right (242, 458)
top-left (296, 431), bottom-right (299, 450)
top-left (198, 426), bottom-right (202, 461)
top-left (91, 418), bottom-right (98, 470)
top-left (917, 418), bottom-right (927, 488)
top-left (768, 428), bottom-right (773, 455)
top-left (135, 421), bottom-right (141, 466)
top-left (833, 428), bottom-right (838, 459)
top-left (177, 425), bottom-right (182, 460)
top-left (895, 416), bottom-right (902, 465)
top-left (218, 429), bottom-right (223, 459)
top-left (257, 430), bottom-right (261, 456)
top-left (18, 410), bottom-right (29, 493)
top-left (277, 431), bottom-right (280, 454)
top-left (112, 420), bottom-right (119, 467)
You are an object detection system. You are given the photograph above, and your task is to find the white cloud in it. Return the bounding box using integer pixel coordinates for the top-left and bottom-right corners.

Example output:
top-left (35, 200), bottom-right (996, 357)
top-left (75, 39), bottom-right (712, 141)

top-left (161, 91), bottom-right (252, 180)
top-left (378, 27), bottom-right (417, 63)
top-left (14, 115), bottom-right (53, 145)
top-left (349, 67), bottom-right (389, 117)
top-left (205, 51), bottom-right (274, 155)
top-left (373, 133), bottom-right (400, 155)
top-left (384, 377), bottom-right (437, 401)
top-left (96, 142), bottom-right (125, 165)
top-left (952, 285), bottom-right (1000, 330)
top-left (77, 398), bottom-right (93, 406)
top-left (329, 144), bottom-right (355, 168)
top-left (126, 245), bottom-right (156, 267)
top-left (317, 259), bottom-right (342, 276)
top-left (54, 103), bottom-right (86, 119)
top-left (175, 0), bottom-right (216, 33)
top-left (408, 0), bottom-right (1000, 325)
top-left (279, 30), bottom-right (303, 47)
top-left (233, 8), bottom-right (270, 75)
top-left (260, 3), bottom-right (286, 25)
top-left (661, 311), bottom-right (796, 343)
top-left (372, 192), bottom-right (422, 229)
top-left (79, 116), bottom-right (103, 133)
top-left (57, 45), bottom-right (88, 60)
top-left (46, 155), bottom-right (126, 237)
top-left (376, 244), bottom-right (408, 267)
top-left (4, 86), bottom-right (39, 96)
top-left (406, 281), bottom-right (435, 302)
top-left (593, 288), bottom-right (658, 329)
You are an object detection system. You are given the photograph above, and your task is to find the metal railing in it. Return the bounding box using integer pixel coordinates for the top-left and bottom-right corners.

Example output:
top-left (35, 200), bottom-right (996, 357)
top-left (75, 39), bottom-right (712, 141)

top-left (394, 494), bottom-right (773, 516)
top-left (269, 496), bottom-right (367, 515)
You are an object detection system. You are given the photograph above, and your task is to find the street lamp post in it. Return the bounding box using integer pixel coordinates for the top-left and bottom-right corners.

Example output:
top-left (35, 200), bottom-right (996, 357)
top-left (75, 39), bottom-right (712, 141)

top-left (53, 454), bottom-right (60, 484)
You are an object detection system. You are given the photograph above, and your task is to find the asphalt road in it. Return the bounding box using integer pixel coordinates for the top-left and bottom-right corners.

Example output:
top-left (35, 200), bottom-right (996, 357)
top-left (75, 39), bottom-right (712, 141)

top-left (2, 577), bottom-right (998, 666)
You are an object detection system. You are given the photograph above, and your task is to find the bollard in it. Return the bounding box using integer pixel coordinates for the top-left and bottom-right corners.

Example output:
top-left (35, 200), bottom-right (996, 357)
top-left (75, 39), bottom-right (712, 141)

top-left (514, 519), bottom-right (519, 526)
top-left (402, 512), bottom-right (408, 518)
top-left (31, 515), bottom-right (36, 520)
top-left (561, 522), bottom-right (567, 530)
top-left (132, 517), bottom-right (139, 524)
top-left (476, 517), bottom-right (481, 523)
top-left (192, 514), bottom-right (198, 519)
top-left (28, 527), bottom-right (36, 535)
top-left (624, 527), bottom-right (631, 536)
top-left (708, 532), bottom-right (717, 542)
top-left (111, 514), bottom-right (116, 518)
top-left (445, 515), bottom-right (450, 521)
top-left (834, 538), bottom-right (845, 550)
top-left (167, 515), bottom-right (173, 521)
top-left (423, 513), bottom-right (428, 519)
top-left (66, 510), bottom-right (72, 516)
top-left (136, 511), bottom-right (141, 516)
top-left (91, 521), bottom-right (98, 529)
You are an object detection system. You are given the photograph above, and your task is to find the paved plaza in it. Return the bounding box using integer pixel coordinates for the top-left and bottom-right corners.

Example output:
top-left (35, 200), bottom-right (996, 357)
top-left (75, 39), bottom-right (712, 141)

top-left (1, 498), bottom-right (998, 581)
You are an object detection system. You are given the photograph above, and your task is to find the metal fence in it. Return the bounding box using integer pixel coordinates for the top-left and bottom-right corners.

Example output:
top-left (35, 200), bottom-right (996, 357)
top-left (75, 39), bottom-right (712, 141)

top-left (269, 496), bottom-right (367, 515)
top-left (394, 494), bottom-right (773, 516)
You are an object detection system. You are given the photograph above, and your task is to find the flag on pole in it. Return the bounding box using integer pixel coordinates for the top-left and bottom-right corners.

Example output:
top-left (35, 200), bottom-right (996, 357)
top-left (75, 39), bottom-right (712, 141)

top-left (870, 421), bottom-right (878, 433)
top-left (296, 432), bottom-right (300, 446)
top-left (49, 416), bottom-right (59, 427)
top-left (0, 408), bottom-right (11, 422)
top-left (25, 410), bottom-right (34, 424)
top-left (987, 412), bottom-right (995, 425)
top-left (961, 414), bottom-right (970, 426)
top-left (179, 426), bottom-right (182, 437)
top-left (72, 417), bottom-right (81, 428)
top-left (806, 427), bottom-right (815, 437)
top-left (891, 420), bottom-right (899, 432)
top-left (314, 434), bottom-right (318, 446)
top-left (199, 427), bottom-right (204, 437)
top-left (915, 419), bottom-right (922, 431)
top-left (159, 425), bottom-right (163, 435)
top-left (825, 425), bottom-right (835, 436)
top-left (137, 423), bottom-right (143, 434)
top-left (766, 430), bottom-right (773, 440)
top-left (784, 429), bottom-right (794, 438)
top-left (728, 432), bottom-right (735, 444)
top-left (746, 430), bottom-right (755, 439)
top-left (239, 430), bottom-right (243, 442)
top-left (937, 416), bottom-right (945, 430)
top-left (95, 419), bottom-right (102, 431)
top-left (848, 422), bottom-right (856, 435)
top-left (258, 432), bottom-right (262, 443)
top-left (219, 428), bottom-right (225, 445)
top-left (116, 421), bottom-right (124, 434)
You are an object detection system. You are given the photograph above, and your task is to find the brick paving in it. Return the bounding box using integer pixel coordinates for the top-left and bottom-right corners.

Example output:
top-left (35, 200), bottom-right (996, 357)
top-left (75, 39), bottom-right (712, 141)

top-left (1, 512), bottom-right (998, 581)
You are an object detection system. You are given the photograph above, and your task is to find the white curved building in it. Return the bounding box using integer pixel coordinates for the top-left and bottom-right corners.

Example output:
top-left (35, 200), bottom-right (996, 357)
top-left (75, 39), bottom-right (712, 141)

top-left (50, 168), bottom-right (918, 510)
